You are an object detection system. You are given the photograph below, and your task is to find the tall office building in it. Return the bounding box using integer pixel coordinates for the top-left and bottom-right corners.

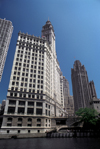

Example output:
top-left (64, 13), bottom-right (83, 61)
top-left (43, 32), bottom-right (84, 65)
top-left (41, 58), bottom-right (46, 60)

top-left (71, 60), bottom-right (91, 112)
top-left (0, 18), bottom-right (13, 81)
top-left (1, 20), bottom-right (63, 134)
top-left (60, 75), bottom-right (74, 116)
top-left (60, 76), bottom-right (70, 108)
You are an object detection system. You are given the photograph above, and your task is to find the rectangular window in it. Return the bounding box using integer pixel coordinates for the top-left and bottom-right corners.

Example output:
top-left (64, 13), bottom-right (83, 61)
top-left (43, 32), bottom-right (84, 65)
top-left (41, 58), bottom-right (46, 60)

top-left (30, 74), bottom-right (32, 77)
top-left (28, 102), bottom-right (34, 106)
top-left (29, 89), bottom-right (31, 92)
top-left (28, 94), bottom-right (31, 98)
top-left (9, 100), bottom-right (16, 105)
top-left (25, 78), bottom-right (28, 81)
top-left (29, 84), bottom-right (32, 87)
top-left (27, 108), bottom-right (34, 114)
top-left (17, 77), bottom-right (19, 80)
top-left (36, 109), bottom-right (42, 115)
top-left (46, 110), bottom-right (47, 115)
top-left (25, 83), bottom-right (27, 87)
top-left (18, 108), bottom-right (25, 114)
top-left (18, 72), bottom-right (20, 75)
top-left (21, 83), bottom-right (23, 86)
top-left (36, 102), bottom-right (42, 107)
top-left (32, 95), bottom-right (34, 98)
top-left (8, 107), bottom-right (15, 114)
top-left (19, 101), bottom-right (25, 105)
top-left (26, 73), bottom-right (28, 76)
top-left (37, 124), bottom-right (41, 127)
top-left (49, 111), bottom-right (50, 116)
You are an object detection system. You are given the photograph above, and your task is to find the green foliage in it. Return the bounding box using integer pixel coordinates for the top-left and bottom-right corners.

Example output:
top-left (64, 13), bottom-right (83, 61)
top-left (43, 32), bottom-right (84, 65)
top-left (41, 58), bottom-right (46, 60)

top-left (75, 108), bottom-right (98, 126)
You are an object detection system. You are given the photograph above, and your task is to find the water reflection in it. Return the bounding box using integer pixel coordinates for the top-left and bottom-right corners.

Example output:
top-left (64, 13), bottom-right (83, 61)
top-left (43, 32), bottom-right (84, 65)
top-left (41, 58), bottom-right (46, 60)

top-left (0, 138), bottom-right (100, 149)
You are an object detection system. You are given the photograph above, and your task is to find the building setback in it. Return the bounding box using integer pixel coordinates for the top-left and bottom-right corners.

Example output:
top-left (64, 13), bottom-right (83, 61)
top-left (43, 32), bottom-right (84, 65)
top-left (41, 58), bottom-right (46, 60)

top-left (1, 20), bottom-right (66, 134)
top-left (0, 18), bottom-right (13, 81)
top-left (71, 60), bottom-right (91, 113)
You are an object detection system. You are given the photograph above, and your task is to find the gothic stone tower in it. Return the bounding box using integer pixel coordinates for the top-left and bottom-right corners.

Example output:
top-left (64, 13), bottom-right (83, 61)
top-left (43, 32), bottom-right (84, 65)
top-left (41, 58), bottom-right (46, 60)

top-left (71, 60), bottom-right (91, 112)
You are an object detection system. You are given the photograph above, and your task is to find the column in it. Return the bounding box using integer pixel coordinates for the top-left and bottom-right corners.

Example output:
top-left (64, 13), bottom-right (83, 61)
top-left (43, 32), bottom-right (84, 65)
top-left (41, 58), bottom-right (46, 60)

top-left (4, 99), bottom-right (9, 114)
top-left (34, 101), bottom-right (36, 115)
top-left (42, 102), bottom-right (45, 116)
top-left (24, 100), bottom-right (28, 115)
top-left (15, 100), bottom-right (18, 114)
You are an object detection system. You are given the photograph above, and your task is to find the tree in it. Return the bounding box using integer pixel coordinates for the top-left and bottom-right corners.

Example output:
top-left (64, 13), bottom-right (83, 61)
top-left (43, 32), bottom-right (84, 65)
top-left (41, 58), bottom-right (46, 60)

top-left (75, 108), bottom-right (98, 128)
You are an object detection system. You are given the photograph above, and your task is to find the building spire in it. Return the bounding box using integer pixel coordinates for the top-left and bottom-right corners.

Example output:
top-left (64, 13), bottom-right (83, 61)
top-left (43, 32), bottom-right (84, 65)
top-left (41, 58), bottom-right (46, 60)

top-left (48, 17), bottom-right (49, 21)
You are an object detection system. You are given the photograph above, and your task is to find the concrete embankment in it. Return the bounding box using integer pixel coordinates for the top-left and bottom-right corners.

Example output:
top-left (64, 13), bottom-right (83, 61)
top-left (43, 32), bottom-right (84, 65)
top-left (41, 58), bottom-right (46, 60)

top-left (0, 133), bottom-right (46, 139)
top-left (0, 131), bottom-right (100, 139)
top-left (46, 131), bottom-right (100, 138)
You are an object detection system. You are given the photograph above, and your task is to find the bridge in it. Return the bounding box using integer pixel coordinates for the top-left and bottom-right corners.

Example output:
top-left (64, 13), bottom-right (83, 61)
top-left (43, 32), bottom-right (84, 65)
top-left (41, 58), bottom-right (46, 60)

top-left (46, 117), bottom-right (83, 133)
top-left (56, 125), bottom-right (68, 131)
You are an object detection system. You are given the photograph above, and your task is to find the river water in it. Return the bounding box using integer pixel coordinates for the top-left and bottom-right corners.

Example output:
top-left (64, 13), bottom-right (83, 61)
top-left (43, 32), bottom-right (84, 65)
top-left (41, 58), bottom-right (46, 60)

top-left (0, 138), bottom-right (100, 149)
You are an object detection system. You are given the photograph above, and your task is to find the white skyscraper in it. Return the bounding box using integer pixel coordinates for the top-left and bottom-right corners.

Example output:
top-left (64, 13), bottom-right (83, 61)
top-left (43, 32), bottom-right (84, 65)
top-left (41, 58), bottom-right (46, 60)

top-left (0, 18), bottom-right (13, 81)
top-left (1, 20), bottom-right (63, 134)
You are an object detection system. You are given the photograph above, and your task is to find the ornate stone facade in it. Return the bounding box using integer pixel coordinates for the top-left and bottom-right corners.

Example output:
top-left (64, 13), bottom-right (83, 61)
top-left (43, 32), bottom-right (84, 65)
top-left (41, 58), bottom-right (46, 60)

top-left (1, 20), bottom-right (67, 134)
top-left (71, 60), bottom-right (91, 112)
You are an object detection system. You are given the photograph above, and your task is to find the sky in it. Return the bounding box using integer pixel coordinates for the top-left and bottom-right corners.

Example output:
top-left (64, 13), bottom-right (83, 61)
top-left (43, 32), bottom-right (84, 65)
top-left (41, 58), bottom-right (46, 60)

top-left (0, 0), bottom-right (100, 103)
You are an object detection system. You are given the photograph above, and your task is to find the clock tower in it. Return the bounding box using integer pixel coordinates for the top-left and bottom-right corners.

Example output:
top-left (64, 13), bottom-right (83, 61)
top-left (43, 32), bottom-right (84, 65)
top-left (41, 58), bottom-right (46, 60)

top-left (41, 20), bottom-right (56, 57)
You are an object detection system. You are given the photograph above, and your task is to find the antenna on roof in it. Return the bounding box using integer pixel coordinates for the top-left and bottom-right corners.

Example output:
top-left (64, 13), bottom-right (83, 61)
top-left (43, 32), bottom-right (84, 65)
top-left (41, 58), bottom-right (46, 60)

top-left (48, 17), bottom-right (49, 21)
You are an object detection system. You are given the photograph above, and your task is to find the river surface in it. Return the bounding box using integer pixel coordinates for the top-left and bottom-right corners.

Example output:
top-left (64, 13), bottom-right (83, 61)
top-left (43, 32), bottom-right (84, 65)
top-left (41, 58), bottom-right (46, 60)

top-left (0, 138), bottom-right (100, 149)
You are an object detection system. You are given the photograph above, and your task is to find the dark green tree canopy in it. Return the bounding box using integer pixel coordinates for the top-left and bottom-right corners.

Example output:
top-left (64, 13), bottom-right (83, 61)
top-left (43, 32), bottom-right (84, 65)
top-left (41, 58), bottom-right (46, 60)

top-left (75, 108), bottom-right (98, 126)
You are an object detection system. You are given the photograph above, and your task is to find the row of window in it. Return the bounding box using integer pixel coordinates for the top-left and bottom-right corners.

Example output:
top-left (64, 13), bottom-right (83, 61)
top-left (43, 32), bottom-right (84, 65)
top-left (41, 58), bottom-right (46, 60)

top-left (19, 39), bottom-right (44, 45)
top-left (10, 88), bottom-right (43, 93)
top-left (17, 55), bottom-right (44, 61)
top-left (13, 72), bottom-right (44, 79)
top-left (7, 129), bottom-right (40, 134)
top-left (10, 92), bottom-right (43, 99)
top-left (18, 43), bottom-right (45, 49)
top-left (7, 123), bottom-right (46, 127)
top-left (9, 100), bottom-right (43, 106)
top-left (15, 63), bottom-right (44, 69)
top-left (17, 52), bottom-right (44, 60)
top-left (8, 107), bottom-right (50, 116)
top-left (8, 107), bottom-right (43, 115)
top-left (7, 117), bottom-right (41, 122)
top-left (18, 46), bottom-right (45, 51)
top-left (19, 36), bottom-right (45, 44)
top-left (8, 117), bottom-right (50, 123)
top-left (9, 100), bottom-right (50, 108)
top-left (14, 68), bottom-right (44, 75)
top-left (12, 82), bottom-right (43, 88)
top-left (15, 62), bottom-right (44, 69)
top-left (17, 52), bottom-right (44, 58)
top-left (17, 48), bottom-right (44, 54)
